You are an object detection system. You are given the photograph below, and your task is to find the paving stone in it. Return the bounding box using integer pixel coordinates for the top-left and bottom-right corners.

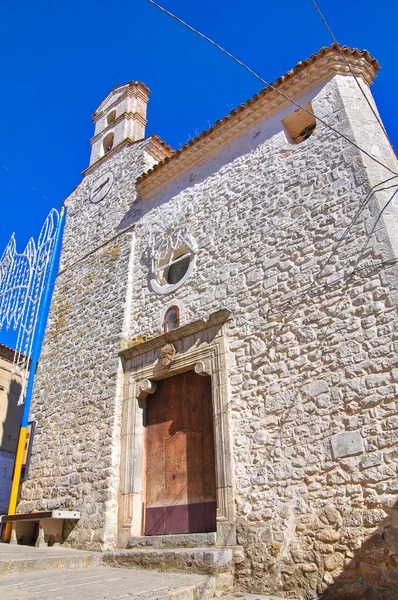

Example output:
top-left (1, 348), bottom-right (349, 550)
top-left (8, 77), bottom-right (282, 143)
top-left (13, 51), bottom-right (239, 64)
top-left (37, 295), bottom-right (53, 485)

top-left (0, 566), bottom-right (214, 600)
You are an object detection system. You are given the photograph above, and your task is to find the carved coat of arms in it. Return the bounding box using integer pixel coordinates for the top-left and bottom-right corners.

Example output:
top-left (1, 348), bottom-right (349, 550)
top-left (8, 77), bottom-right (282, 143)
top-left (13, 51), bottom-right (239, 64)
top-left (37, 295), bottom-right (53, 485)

top-left (160, 343), bottom-right (176, 367)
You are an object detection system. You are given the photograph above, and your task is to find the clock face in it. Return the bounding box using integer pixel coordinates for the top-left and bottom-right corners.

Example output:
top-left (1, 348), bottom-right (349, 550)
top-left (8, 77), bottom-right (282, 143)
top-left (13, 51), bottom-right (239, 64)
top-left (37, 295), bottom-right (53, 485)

top-left (90, 171), bottom-right (114, 204)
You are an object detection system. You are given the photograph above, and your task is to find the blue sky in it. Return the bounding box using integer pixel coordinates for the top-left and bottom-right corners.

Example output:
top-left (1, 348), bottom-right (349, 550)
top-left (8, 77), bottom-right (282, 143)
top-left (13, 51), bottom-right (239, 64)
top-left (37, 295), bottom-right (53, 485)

top-left (0, 0), bottom-right (397, 347)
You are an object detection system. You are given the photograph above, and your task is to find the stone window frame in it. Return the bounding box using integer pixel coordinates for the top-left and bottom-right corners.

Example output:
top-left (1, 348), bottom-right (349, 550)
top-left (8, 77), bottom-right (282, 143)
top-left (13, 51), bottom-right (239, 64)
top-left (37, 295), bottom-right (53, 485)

top-left (118, 309), bottom-right (236, 547)
top-left (163, 305), bottom-right (180, 332)
top-left (149, 242), bottom-right (197, 295)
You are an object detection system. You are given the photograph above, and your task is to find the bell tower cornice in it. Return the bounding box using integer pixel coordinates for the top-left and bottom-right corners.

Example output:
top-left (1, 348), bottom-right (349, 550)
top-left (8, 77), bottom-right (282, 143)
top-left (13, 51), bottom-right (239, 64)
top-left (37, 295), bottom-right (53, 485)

top-left (90, 111), bottom-right (147, 146)
top-left (88, 81), bottom-right (150, 168)
top-left (92, 81), bottom-right (150, 121)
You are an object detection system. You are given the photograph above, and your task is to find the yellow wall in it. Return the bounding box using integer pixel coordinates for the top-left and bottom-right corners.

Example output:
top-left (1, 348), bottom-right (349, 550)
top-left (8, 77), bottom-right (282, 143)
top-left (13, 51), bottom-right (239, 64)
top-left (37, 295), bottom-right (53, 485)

top-left (0, 353), bottom-right (23, 454)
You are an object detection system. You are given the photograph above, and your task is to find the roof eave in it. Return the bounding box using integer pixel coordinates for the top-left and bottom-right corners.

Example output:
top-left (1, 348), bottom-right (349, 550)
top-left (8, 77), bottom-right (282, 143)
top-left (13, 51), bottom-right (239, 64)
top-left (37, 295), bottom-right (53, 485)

top-left (136, 44), bottom-right (379, 200)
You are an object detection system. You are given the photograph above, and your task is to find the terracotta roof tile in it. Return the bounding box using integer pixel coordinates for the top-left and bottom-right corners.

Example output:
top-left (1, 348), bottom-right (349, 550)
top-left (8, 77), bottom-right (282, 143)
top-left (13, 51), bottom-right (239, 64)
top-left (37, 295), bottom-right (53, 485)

top-left (137, 43), bottom-right (379, 191)
top-left (0, 342), bottom-right (17, 363)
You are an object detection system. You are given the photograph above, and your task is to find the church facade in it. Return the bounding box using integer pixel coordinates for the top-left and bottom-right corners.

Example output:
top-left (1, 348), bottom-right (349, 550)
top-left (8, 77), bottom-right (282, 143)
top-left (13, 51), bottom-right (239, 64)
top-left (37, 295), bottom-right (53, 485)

top-left (18, 45), bottom-right (398, 598)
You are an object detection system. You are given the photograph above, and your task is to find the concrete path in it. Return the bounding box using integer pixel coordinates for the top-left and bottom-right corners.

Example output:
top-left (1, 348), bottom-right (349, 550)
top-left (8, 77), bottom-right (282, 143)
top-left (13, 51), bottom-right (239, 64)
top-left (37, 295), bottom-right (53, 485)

top-left (0, 544), bottom-right (286, 600)
top-left (0, 544), bottom-right (213, 600)
top-left (0, 544), bottom-right (101, 576)
top-left (0, 565), bottom-right (212, 600)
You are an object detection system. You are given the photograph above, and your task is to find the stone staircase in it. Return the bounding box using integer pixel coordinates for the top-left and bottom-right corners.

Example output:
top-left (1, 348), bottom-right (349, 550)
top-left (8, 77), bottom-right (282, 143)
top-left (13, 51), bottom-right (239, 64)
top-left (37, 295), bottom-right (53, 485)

top-left (102, 534), bottom-right (244, 593)
top-left (0, 542), bottom-right (221, 600)
top-left (0, 544), bottom-right (101, 577)
top-left (0, 535), bottom-right (245, 598)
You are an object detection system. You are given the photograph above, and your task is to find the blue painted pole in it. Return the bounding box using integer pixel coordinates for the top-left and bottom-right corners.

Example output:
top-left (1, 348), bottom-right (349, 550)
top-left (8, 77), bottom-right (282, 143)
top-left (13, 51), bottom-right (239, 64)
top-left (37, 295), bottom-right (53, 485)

top-left (5, 206), bottom-right (66, 540)
top-left (21, 206), bottom-right (66, 429)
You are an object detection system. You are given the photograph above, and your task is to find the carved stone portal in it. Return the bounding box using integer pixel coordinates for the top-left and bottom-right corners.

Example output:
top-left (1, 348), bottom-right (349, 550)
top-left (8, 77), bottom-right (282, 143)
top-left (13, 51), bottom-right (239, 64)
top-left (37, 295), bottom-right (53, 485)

top-left (119, 310), bottom-right (235, 548)
top-left (137, 379), bottom-right (157, 400)
top-left (159, 343), bottom-right (176, 367)
top-left (194, 360), bottom-right (211, 377)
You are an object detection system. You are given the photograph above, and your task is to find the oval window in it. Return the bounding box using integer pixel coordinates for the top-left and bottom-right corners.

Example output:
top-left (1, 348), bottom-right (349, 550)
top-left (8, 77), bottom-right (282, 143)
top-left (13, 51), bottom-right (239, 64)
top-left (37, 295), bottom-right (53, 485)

top-left (150, 240), bottom-right (197, 295)
top-left (166, 256), bottom-right (190, 285)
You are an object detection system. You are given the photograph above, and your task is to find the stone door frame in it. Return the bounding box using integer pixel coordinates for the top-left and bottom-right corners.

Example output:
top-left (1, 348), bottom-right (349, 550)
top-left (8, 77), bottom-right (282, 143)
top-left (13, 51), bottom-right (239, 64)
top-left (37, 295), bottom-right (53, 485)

top-left (118, 309), bottom-right (236, 547)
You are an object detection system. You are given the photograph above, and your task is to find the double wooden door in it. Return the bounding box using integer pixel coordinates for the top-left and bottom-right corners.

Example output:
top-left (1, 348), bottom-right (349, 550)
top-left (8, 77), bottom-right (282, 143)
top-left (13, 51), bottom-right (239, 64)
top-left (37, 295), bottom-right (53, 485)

top-left (144, 370), bottom-right (217, 535)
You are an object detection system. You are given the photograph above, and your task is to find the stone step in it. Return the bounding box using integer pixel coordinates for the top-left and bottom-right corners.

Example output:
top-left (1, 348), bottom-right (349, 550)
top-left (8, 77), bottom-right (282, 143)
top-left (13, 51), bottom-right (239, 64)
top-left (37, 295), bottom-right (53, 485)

top-left (0, 544), bottom-right (101, 577)
top-left (0, 565), bottom-right (216, 600)
top-left (129, 533), bottom-right (217, 549)
top-left (103, 546), bottom-right (241, 592)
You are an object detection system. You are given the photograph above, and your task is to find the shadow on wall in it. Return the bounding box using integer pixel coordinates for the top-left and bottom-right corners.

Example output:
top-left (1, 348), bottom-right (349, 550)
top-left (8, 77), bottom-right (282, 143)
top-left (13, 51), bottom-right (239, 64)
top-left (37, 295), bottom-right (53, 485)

top-left (1, 378), bottom-right (23, 454)
top-left (319, 499), bottom-right (398, 600)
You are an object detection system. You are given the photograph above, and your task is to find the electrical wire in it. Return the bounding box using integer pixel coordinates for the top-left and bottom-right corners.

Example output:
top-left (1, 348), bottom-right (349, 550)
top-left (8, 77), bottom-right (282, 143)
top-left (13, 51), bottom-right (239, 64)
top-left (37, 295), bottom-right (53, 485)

top-left (1, 164), bottom-right (49, 201)
top-left (311, 176), bottom-right (398, 284)
top-left (311, 0), bottom-right (394, 150)
top-left (359, 187), bottom-right (398, 257)
top-left (148, 1), bottom-right (398, 340)
top-left (267, 180), bottom-right (398, 321)
top-left (235, 177), bottom-right (398, 336)
top-left (148, 0), bottom-right (397, 176)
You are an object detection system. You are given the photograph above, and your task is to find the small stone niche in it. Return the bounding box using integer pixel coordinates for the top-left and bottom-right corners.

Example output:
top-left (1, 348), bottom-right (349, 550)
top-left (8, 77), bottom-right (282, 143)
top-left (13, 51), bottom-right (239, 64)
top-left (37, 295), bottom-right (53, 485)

top-left (282, 102), bottom-right (316, 144)
top-left (103, 132), bottom-right (114, 154)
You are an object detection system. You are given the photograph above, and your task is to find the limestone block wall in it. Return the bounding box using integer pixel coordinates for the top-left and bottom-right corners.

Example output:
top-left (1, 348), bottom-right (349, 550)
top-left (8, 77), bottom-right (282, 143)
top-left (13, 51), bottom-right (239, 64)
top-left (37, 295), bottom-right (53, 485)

top-left (129, 75), bottom-right (398, 597)
top-left (17, 140), bottom-right (152, 550)
top-left (16, 67), bottom-right (398, 598)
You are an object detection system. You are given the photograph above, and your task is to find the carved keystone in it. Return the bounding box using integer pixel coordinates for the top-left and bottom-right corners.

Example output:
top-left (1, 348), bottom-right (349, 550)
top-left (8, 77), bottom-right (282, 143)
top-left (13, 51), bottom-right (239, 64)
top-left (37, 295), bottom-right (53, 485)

top-left (159, 343), bottom-right (176, 367)
top-left (194, 360), bottom-right (211, 377)
top-left (137, 379), bottom-right (157, 400)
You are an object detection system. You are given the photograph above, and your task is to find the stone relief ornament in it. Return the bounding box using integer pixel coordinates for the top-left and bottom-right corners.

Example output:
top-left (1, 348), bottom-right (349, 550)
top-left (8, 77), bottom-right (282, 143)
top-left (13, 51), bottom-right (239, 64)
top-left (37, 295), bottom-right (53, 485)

top-left (148, 203), bottom-right (198, 293)
top-left (160, 343), bottom-right (176, 367)
top-left (194, 360), bottom-right (212, 377)
top-left (149, 202), bottom-right (195, 258)
top-left (137, 379), bottom-right (157, 400)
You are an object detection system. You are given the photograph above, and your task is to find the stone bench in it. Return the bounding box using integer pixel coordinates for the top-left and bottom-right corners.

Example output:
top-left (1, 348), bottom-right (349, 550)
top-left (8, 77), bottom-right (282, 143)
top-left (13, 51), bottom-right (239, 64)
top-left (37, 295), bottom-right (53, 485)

top-left (1, 510), bottom-right (80, 547)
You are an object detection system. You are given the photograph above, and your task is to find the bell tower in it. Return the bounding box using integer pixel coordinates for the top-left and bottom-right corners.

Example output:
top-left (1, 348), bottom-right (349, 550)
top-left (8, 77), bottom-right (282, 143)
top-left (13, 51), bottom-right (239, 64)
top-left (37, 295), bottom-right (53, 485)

top-left (89, 81), bottom-right (150, 167)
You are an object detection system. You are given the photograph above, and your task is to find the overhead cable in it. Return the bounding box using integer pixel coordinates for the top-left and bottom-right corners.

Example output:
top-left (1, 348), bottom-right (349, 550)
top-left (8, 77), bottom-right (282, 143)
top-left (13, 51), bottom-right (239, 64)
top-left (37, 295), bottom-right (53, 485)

top-left (311, 175), bottom-right (398, 284)
top-left (268, 180), bottom-right (398, 321)
top-left (359, 187), bottom-right (398, 255)
top-left (148, 0), bottom-right (397, 176)
top-left (267, 177), bottom-right (398, 316)
top-left (1, 164), bottom-right (49, 201)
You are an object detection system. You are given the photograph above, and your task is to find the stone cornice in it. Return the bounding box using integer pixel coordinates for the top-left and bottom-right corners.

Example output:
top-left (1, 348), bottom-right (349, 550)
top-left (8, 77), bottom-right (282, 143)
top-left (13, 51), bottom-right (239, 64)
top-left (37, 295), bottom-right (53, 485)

top-left (120, 308), bottom-right (232, 359)
top-left (136, 45), bottom-right (379, 199)
top-left (83, 138), bottom-right (136, 176)
top-left (145, 135), bottom-right (173, 163)
top-left (90, 112), bottom-right (148, 145)
top-left (93, 81), bottom-right (150, 120)
top-left (82, 135), bottom-right (172, 178)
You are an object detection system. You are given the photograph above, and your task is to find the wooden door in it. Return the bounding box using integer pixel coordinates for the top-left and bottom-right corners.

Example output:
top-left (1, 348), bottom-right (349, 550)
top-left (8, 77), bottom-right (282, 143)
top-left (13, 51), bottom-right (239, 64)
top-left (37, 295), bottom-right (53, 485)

top-left (144, 370), bottom-right (216, 535)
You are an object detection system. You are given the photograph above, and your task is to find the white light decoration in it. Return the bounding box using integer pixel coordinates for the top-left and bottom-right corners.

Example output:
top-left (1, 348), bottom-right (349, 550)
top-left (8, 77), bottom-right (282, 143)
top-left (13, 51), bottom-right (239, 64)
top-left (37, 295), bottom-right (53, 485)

top-left (0, 209), bottom-right (60, 404)
top-left (149, 203), bottom-right (197, 294)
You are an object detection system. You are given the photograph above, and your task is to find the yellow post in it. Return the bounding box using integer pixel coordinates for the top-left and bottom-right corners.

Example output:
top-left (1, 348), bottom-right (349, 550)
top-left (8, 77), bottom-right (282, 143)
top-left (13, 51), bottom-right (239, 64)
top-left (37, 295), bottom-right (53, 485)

top-left (4, 428), bottom-right (27, 543)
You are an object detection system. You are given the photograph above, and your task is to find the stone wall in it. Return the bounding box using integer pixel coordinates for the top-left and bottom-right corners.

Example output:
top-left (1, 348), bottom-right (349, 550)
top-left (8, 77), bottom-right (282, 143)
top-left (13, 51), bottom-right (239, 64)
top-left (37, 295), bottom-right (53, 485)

top-left (127, 75), bottom-right (398, 598)
top-left (18, 67), bottom-right (398, 599)
top-left (17, 140), bottom-right (153, 549)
